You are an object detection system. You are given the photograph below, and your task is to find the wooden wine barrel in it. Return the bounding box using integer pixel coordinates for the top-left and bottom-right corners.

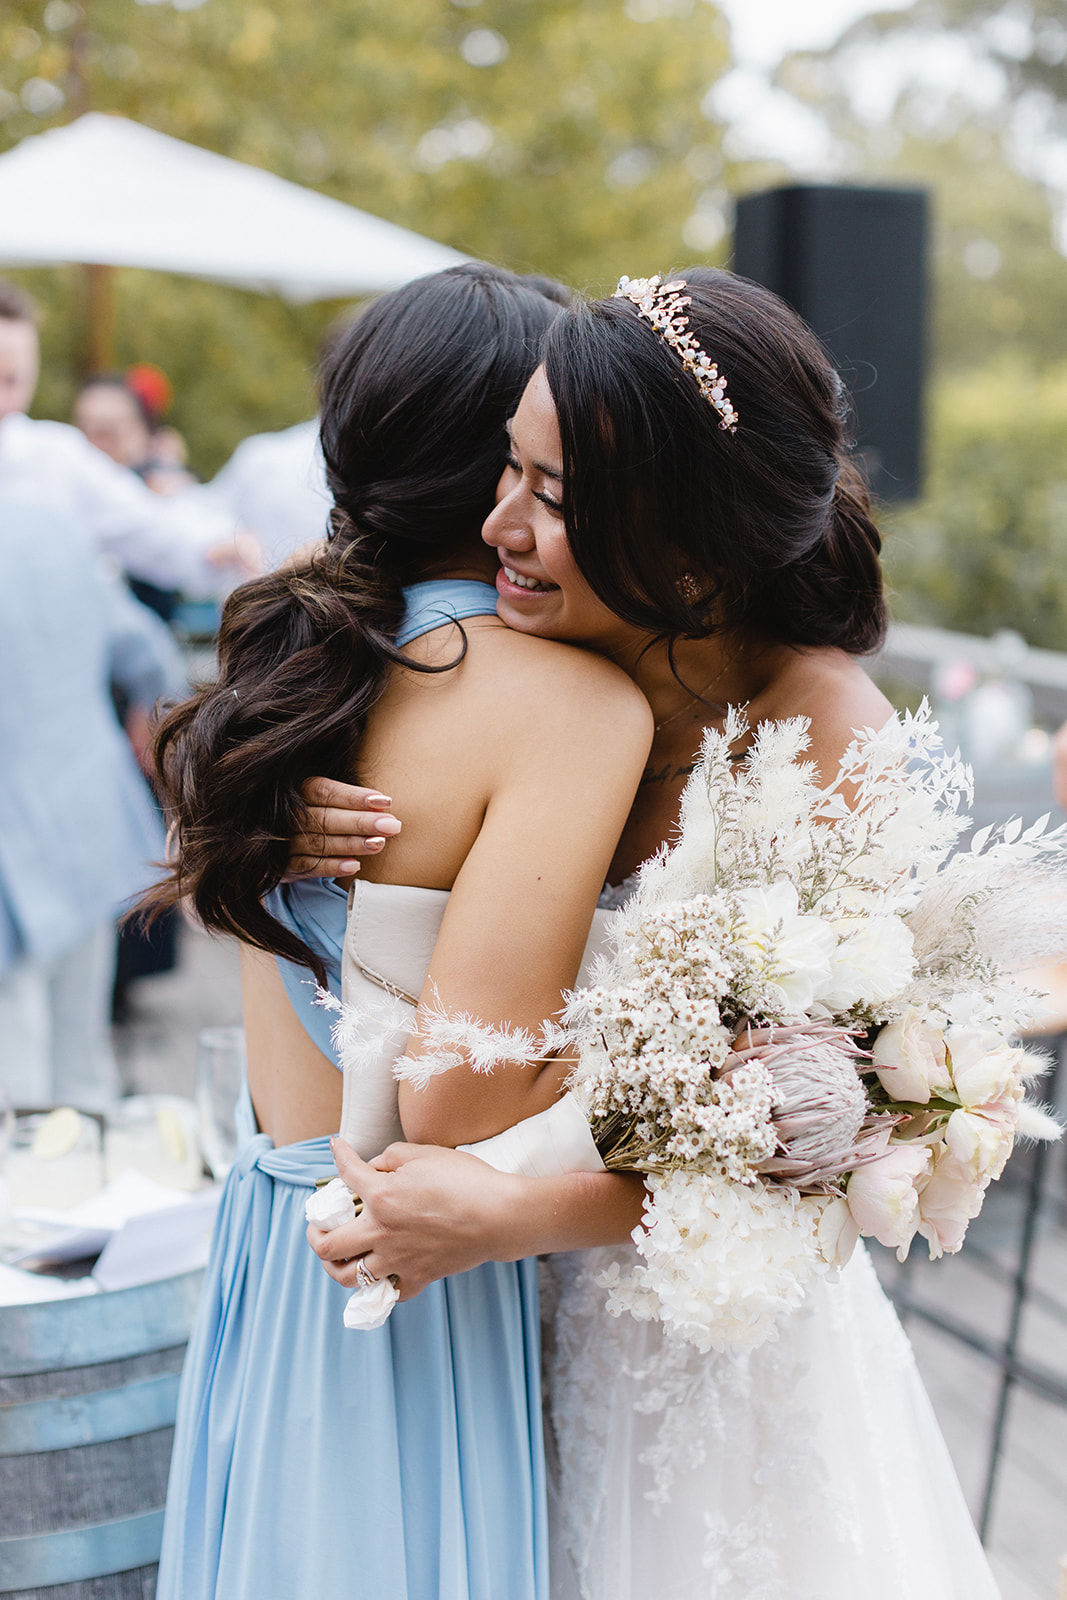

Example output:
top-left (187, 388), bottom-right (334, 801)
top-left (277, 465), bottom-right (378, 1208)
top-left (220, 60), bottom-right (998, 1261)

top-left (0, 1270), bottom-right (203, 1598)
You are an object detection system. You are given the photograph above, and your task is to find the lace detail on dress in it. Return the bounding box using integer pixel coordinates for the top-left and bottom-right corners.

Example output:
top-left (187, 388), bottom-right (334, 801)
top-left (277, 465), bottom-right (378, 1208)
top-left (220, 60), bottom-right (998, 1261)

top-left (548, 874), bottom-right (994, 1600)
top-left (543, 1245), bottom-right (993, 1600)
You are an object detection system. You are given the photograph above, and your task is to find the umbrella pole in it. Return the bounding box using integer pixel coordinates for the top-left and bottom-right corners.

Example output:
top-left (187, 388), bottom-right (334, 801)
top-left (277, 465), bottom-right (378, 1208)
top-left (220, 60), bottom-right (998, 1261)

top-left (81, 262), bottom-right (115, 375)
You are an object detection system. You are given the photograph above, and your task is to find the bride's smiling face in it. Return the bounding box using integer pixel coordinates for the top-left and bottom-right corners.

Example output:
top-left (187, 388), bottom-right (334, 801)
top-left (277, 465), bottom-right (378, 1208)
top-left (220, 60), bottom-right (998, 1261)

top-left (482, 366), bottom-right (628, 648)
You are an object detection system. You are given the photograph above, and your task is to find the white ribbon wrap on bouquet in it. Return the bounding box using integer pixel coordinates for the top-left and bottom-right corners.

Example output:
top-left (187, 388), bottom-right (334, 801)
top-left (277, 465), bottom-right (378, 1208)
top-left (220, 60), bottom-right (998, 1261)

top-left (458, 1092), bottom-right (606, 1178)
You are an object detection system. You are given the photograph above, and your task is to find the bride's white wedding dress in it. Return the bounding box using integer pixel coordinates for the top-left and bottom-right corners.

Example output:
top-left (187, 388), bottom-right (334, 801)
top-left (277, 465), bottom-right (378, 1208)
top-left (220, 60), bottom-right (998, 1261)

top-left (541, 1245), bottom-right (998, 1599)
top-left (334, 872), bottom-right (999, 1600)
top-left (538, 880), bottom-right (1000, 1600)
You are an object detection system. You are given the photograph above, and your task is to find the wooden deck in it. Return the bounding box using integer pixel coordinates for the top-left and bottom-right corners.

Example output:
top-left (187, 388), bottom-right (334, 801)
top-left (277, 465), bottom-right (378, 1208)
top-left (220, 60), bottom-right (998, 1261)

top-left (116, 921), bottom-right (1067, 1600)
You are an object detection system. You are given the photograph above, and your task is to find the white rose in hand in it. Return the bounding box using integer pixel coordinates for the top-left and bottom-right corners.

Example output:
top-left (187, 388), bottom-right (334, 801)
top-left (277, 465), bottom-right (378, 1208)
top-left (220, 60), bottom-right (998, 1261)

top-left (305, 1177), bottom-right (358, 1232)
top-left (306, 1179), bottom-right (401, 1331)
top-left (343, 1278), bottom-right (400, 1331)
top-left (871, 1012), bottom-right (951, 1104)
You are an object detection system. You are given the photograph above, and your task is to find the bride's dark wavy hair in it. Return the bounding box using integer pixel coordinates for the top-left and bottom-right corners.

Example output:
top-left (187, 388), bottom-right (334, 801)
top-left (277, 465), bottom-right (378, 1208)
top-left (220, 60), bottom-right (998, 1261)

top-left (542, 267), bottom-right (887, 657)
top-left (146, 263), bottom-right (565, 980)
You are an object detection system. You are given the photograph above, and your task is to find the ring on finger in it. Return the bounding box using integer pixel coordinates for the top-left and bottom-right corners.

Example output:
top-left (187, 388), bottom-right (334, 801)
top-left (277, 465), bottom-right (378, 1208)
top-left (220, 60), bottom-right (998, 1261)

top-left (355, 1257), bottom-right (379, 1291)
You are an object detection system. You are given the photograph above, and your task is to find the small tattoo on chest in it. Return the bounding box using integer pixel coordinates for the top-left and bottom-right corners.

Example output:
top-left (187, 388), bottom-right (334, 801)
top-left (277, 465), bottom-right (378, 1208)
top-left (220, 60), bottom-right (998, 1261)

top-left (640, 761), bottom-right (699, 788)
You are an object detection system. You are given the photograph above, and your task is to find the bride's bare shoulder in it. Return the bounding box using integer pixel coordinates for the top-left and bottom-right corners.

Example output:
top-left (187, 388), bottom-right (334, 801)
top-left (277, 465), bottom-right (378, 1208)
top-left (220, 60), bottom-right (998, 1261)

top-left (759, 648), bottom-right (893, 785)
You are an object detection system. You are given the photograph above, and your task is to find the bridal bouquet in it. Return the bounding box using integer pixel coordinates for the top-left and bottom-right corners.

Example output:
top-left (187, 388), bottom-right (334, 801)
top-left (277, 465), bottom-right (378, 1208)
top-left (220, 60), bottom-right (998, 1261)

top-left (556, 705), bottom-right (1066, 1352)
top-left (405, 704), bottom-right (1065, 1354)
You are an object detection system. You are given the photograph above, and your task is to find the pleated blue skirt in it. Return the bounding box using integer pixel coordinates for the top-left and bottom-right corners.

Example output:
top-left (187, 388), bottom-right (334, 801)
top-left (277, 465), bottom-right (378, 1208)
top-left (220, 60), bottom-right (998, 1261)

top-left (157, 1102), bottom-right (548, 1600)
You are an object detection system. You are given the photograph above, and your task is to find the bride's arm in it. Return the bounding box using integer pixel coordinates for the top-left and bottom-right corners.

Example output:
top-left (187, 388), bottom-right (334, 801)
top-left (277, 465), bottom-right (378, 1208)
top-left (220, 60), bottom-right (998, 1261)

top-left (309, 1139), bottom-right (645, 1299)
top-left (394, 646), bottom-right (652, 1147)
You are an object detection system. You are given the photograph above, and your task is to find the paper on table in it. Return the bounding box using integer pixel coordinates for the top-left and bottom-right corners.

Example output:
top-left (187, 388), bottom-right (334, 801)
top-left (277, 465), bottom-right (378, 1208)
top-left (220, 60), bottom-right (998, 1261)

top-left (66, 1170), bottom-right (199, 1229)
top-left (4, 1170), bottom-right (204, 1271)
top-left (91, 1187), bottom-right (221, 1291)
top-left (3, 1218), bottom-right (111, 1270)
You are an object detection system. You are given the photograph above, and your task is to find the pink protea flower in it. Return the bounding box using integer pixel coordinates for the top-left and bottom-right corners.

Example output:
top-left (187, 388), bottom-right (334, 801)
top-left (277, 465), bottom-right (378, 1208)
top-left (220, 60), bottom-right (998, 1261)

top-left (726, 1023), bottom-right (894, 1189)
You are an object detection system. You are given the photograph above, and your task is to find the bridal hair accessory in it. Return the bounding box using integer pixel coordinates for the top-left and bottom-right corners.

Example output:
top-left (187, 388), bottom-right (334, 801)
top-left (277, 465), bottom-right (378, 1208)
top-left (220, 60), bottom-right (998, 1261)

top-left (613, 275), bottom-right (739, 433)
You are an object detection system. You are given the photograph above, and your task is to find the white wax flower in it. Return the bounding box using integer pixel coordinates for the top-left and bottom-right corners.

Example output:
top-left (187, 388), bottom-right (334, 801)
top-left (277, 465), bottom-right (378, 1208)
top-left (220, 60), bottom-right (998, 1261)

top-left (343, 1279), bottom-right (400, 1331)
top-left (305, 1177), bottom-right (357, 1232)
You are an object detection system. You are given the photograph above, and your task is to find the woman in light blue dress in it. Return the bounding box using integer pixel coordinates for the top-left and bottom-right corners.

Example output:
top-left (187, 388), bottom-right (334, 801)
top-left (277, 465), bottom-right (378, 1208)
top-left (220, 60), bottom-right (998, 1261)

top-left (151, 265), bottom-right (652, 1600)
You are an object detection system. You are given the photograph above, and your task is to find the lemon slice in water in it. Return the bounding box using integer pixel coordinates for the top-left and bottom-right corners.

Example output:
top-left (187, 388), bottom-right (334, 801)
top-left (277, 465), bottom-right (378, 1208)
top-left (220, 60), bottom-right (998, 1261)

top-left (156, 1105), bottom-right (187, 1166)
top-left (31, 1106), bottom-right (83, 1161)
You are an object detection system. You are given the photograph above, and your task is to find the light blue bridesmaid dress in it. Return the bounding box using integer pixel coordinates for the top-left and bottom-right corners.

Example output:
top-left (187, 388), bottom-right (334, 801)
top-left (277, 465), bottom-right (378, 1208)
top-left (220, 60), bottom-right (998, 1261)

top-left (156, 581), bottom-right (549, 1600)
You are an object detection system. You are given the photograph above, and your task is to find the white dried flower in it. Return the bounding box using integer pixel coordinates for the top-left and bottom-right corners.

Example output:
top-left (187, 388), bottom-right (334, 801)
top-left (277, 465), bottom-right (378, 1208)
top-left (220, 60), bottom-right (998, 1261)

top-left (304, 1177), bottom-right (357, 1232)
top-left (343, 1279), bottom-right (400, 1331)
top-left (600, 1171), bottom-right (832, 1353)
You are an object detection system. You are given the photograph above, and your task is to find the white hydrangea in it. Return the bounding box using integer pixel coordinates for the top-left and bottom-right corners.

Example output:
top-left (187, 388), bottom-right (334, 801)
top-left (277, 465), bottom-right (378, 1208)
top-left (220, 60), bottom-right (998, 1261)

top-left (599, 1171), bottom-right (832, 1354)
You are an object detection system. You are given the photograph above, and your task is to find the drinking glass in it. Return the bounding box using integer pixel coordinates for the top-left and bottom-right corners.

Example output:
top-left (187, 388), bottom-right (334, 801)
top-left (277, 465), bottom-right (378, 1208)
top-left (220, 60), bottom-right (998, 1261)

top-left (0, 1087), bottom-right (13, 1232)
top-left (6, 1109), bottom-right (104, 1211)
top-left (104, 1095), bottom-right (202, 1191)
top-left (195, 1026), bottom-right (246, 1181)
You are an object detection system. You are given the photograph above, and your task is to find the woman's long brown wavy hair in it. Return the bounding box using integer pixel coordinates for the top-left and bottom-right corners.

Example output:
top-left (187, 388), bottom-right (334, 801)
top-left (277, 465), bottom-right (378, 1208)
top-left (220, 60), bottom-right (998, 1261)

top-left (145, 264), bottom-right (565, 982)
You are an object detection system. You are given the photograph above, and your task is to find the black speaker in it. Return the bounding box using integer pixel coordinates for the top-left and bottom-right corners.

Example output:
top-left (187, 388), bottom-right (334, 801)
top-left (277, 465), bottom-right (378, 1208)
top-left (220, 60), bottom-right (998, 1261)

top-left (732, 184), bottom-right (928, 502)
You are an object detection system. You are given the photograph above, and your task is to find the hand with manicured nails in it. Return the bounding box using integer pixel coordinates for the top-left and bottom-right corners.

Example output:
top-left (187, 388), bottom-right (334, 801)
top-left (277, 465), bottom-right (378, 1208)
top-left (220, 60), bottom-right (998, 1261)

top-left (284, 777), bottom-right (403, 881)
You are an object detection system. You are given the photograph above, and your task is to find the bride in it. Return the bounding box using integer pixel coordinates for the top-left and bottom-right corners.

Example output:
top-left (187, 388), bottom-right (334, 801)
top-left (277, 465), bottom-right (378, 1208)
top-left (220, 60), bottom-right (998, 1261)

top-left (307, 268), bottom-right (1001, 1598)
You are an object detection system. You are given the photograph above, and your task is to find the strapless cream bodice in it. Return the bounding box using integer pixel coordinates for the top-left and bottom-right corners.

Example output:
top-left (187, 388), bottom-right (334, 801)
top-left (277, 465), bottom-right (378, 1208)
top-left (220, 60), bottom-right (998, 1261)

top-left (338, 879), bottom-right (614, 1157)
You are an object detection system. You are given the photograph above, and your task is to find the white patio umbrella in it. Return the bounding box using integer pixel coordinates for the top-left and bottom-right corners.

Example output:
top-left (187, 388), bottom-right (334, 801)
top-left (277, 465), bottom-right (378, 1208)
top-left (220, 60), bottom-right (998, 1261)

top-left (0, 113), bottom-right (466, 301)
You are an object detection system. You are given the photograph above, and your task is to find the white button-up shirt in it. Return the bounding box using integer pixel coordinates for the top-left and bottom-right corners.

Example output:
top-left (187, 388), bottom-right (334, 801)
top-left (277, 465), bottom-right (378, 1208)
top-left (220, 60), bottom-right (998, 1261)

top-left (205, 419), bottom-right (330, 569)
top-left (0, 411), bottom-right (241, 597)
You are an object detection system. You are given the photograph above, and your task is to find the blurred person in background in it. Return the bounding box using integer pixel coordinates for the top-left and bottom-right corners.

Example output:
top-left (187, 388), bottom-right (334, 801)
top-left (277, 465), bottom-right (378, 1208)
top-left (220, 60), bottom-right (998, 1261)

top-left (201, 310), bottom-right (339, 568)
top-left (204, 414), bottom-right (330, 569)
top-left (0, 279), bottom-right (258, 594)
top-left (74, 373), bottom-right (156, 474)
top-left (74, 370), bottom-right (196, 497)
top-left (73, 369), bottom-right (197, 1007)
top-left (0, 494), bottom-right (186, 1110)
top-left (1052, 718), bottom-right (1067, 812)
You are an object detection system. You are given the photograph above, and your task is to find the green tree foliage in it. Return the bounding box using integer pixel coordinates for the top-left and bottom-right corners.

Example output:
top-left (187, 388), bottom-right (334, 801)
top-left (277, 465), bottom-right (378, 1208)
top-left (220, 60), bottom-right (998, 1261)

top-left (884, 363), bottom-right (1067, 648)
top-left (0, 0), bottom-right (733, 470)
top-left (776, 11), bottom-right (1067, 650)
top-left (834, 0), bottom-right (1067, 129)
